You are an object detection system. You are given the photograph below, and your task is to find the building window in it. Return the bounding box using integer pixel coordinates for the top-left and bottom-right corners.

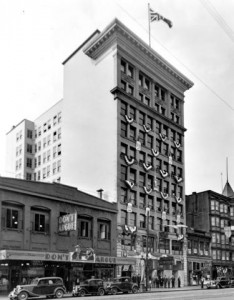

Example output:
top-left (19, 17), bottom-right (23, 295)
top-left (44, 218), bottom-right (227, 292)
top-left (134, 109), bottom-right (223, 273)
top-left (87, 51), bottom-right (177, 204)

top-left (121, 165), bottom-right (127, 181)
top-left (129, 212), bottom-right (136, 227)
top-left (139, 214), bottom-right (146, 228)
top-left (58, 112), bottom-right (62, 123)
top-left (139, 131), bottom-right (145, 146)
top-left (139, 193), bottom-right (146, 208)
top-left (130, 190), bottom-right (137, 206)
top-left (57, 160), bottom-right (61, 172)
top-left (121, 122), bottom-right (127, 138)
top-left (129, 126), bottom-right (136, 141)
top-left (26, 173), bottom-right (32, 181)
top-left (2, 207), bottom-right (21, 229)
top-left (121, 188), bottom-right (127, 203)
top-left (121, 101), bottom-right (127, 116)
top-left (27, 130), bottom-right (33, 139)
top-left (78, 216), bottom-right (92, 238)
top-left (98, 220), bottom-right (110, 240)
top-left (57, 144), bottom-right (61, 156)
top-left (172, 240), bottom-right (182, 255)
top-left (31, 210), bottom-right (49, 234)
top-left (58, 128), bottom-right (61, 139)
top-left (26, 158), bottom-right (32, 168)
top-left (159, 238), bottom-right (170, 254)
top-left (26, 144), bottom-right (33, 154)
top-left (53, 162), bottom-right (56, 175)
top-left (121, 210), bottom-right (127, 225)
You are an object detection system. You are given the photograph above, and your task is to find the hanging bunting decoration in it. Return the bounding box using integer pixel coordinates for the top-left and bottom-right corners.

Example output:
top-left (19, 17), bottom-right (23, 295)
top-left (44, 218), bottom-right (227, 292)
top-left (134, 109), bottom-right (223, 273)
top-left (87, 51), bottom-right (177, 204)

top-left (124, 155), bottom-right (135, 166)
top-left (174, 140), bottom-right (181, 148)
top-left (177, 234), bottom-right (184, 241)
top-left (161, 192), bottom-right (168, 199)
top-left (151, 148), bottom-right (159, 157)
top-left (136, 140), bottom-right (141, 151)
top-left (125, 115), bottom-right (134, 124)
top-left (125, 180), bottom-right (134, 189)
top-left (144, 186), bottom-right (152, 194)
top-left (162, 211), bottom-right (166, 220)
top-left (129, 226), bottom-right (137, 233)
top-left (160, 169), bottom-right (169, 178)
top-left (143, 162), bottom-right (152, 171)
top-left (143, 124), bottom-right (152, 133)
top-left (159, 133), bottom-right (167, 142)
top-left (168, 154), bottom-right (173, 165)
top-left (174, 176), bottom-right (183, 183)
top-left (175, 196), bottom-right (182, 203)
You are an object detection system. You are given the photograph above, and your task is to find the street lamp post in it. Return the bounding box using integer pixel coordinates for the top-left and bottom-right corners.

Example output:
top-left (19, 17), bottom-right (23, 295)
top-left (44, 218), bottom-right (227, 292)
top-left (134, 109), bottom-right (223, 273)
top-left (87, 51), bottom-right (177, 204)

top-left (145, 207), bottom-right (150, 291)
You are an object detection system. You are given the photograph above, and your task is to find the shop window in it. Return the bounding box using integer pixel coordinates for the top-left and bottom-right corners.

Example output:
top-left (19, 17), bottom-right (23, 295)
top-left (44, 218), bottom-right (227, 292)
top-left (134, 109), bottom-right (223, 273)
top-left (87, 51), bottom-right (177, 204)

top-left (159, 238), bottom-right (169, 254)
top-left (172, 240), bottom-right (182, 255)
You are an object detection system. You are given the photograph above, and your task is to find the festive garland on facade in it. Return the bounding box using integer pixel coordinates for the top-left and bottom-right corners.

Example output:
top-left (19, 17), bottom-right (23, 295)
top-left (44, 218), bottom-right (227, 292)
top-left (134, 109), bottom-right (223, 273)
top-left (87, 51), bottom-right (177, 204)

top-left (124, 155), bottom-right (135, 166)
top-left (143, 124), bottom-right (151, 133)
top-left (125, 115), bottom-right (134, 124)
top-left (143, 162), bottom-right (152, 171)
top-left (151, 148), bottom-right (159, 157)
top-left (125, 180), bottom-right (134, 189)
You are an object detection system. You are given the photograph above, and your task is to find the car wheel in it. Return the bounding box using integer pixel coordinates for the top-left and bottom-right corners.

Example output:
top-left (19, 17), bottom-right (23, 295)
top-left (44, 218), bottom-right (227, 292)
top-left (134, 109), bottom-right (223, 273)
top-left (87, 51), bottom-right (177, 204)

top-left (97, 288), bottom-right (105, 296)
top-left (55, 289), bottom-right (64, 299)
top-left (79, 290), bottom-right (86, 297)
top-left (18, 291), bottom-right (29, 300)
top-left (132, 286), bottom-right (138, 294)
top-left (111, 287), bottom-right (118, 295)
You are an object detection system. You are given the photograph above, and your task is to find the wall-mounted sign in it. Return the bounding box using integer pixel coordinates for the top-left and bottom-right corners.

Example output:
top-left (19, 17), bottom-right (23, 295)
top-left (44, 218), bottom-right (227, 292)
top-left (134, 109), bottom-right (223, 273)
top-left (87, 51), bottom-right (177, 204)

top-left (58, 213), bottom-right (77, 232)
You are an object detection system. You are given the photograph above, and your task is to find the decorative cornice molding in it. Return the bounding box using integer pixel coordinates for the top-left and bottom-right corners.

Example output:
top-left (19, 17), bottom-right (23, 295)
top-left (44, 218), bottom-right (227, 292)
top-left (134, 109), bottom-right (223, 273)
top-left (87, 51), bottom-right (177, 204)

top-left (84, 18), bottom-right (193, 90)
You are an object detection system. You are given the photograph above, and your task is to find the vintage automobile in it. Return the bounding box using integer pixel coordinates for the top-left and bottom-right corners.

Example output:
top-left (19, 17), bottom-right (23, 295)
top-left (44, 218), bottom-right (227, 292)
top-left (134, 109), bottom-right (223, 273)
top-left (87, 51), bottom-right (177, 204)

top-left (8, 277), bottom-right (66, 300)
top-left (108, 276), bottom-right (138, 295)
top-left (72, 278), bottom-right (106, 297)
top-left (206, 277), bottom-right (230, 289)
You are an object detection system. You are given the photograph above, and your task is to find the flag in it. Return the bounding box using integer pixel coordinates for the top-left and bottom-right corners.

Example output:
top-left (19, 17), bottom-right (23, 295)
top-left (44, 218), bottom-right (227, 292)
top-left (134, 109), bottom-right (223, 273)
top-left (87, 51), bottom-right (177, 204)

top-left (150, 8), bottom-right (173, 28)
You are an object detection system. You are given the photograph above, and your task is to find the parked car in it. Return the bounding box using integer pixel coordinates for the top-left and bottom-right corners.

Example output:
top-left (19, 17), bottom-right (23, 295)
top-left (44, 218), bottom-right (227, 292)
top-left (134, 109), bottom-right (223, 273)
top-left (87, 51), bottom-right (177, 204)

top-left (108, 276), bottom-right (138, 295)
top-left (206, 277), bottom-right (230, 289)
top-left (72, 278), bottom-right (106, 297)
top-left (8, 277), bottom-right (66, 300)
top-left (228, 277), bottom-right (234, 287)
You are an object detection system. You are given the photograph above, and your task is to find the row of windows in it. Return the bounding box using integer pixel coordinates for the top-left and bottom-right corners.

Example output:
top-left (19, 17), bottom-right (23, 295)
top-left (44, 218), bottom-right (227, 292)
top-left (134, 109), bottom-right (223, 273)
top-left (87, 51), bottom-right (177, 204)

top-left (35, 112), bottom-right (62, 138)
top-left (212, 232), bottom-right (234, 244)
top-left (211, 216), bottom-right (232, 227)
top-left (120, 123), bottom-right (183, 162)
top-left (120, 59), bottom-right (182, 122)
top-left (2, 206), bottom-right (111, 240)
top-left (121, 101), bottom-right (182, 142)
top-left (121, 210), bottom-right (184, 232)
top-left (121, 143), bottom-right (183, 172)
top-left (212, 250), bottom-right (234, 261)
top-left (210, 200), bottom-right (234, 215)
top-left (35, 144), bottom-right (61, 167)
top-left (122, 234), bottom-right (183, 255)
top-left (121, 187), bottom-right (183, 213)
top-left (34, 129), bottom-right (61, 152)
top-left (120, 166), bottom-right (183, 196)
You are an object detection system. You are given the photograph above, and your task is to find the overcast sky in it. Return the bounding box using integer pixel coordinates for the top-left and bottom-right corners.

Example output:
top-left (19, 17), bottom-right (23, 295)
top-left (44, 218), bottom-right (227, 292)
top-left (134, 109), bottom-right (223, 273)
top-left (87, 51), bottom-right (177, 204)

top-left (0, 0), bottom-right (233, 195)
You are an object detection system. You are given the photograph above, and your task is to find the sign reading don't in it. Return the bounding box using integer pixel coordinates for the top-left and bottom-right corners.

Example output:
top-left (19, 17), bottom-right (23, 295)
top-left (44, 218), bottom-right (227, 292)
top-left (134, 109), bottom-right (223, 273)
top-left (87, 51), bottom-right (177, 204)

top-left (58, 212), bottom-right (77, 232)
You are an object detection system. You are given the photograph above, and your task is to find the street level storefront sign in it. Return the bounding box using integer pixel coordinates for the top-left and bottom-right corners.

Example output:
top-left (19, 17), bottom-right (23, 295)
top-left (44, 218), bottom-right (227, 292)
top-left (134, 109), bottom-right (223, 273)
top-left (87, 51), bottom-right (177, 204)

top-left (159, 256), bottom-right (174, 265)
top-left (95, 256), bottom-right (116, 264)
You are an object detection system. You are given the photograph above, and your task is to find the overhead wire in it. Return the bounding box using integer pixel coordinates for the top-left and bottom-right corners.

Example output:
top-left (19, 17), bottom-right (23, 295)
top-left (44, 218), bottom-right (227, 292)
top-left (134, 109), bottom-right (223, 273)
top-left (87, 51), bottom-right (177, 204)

top-left (115, 2), bottom-right (234, 111)
top-left (200, 0), bottom-right (234, 43)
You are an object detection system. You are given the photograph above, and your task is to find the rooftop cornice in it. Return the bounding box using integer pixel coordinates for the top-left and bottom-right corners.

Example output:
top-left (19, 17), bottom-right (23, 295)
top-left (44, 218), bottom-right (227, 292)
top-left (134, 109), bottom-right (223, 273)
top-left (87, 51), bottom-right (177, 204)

top-left (84, 18), bottom-right (193, 91)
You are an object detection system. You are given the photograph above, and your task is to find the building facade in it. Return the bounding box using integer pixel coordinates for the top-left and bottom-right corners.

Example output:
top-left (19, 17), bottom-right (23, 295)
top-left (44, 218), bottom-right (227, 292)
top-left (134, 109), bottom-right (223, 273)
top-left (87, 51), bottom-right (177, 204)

top-left (0, 177), bottom-right (118, 293)
top-left (186, 189), bottom-right (234, 280)
top-left (5, 19), bottom-right (193, 285)
top-left (5, 100), bottom-right (63, 183)
top-left (62, 19), bottom-right (193, 285)
top-left (187, 229), bottom-right (212, 286)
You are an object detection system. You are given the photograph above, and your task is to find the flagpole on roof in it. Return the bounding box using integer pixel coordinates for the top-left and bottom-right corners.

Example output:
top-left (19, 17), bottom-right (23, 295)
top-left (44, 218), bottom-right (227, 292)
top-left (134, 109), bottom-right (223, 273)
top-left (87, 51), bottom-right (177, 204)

top-left (148, 3), bottom-right (151, 47)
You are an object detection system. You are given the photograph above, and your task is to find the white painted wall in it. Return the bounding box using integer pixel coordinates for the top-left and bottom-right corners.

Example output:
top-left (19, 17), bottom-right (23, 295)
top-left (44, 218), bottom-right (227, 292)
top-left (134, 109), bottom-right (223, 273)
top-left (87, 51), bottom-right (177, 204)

top-left (63, 44), bottom-right (118, 202)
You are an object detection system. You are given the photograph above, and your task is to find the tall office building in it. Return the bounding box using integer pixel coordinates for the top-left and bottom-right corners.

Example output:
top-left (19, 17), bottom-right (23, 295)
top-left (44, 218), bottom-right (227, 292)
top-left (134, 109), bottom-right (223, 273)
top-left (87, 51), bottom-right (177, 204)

top-left (62, 19), bottom-right (193, 284)
top-left (5, 19), bottom-right (193, 284)
top-left (5, 100), bottom-right (63, 183)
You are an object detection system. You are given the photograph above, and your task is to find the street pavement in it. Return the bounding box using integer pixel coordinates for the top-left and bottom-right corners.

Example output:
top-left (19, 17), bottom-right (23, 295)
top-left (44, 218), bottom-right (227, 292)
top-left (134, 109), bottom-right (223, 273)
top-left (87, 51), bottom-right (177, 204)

top-left (0, 285), bottom-right (202, 299)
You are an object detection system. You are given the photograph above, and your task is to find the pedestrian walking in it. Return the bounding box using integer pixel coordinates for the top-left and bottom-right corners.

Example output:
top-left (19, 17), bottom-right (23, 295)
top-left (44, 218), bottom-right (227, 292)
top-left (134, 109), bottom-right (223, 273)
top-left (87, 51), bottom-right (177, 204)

top-left (164, 276), bottom-right (167, 288)
top-left (168, 277), bottom-right (171, 288)
top-left (171, 275), bottom-right (175, 288)
top-left (201, 276), bottom-right (204, 289)
top-left (178, 276), bottom-right (181, 288)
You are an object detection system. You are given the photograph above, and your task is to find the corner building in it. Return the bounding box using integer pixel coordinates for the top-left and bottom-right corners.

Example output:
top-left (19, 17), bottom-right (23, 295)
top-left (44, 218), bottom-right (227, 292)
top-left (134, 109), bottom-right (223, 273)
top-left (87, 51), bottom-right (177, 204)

top-left (62, 19), bottom-right (193, 285)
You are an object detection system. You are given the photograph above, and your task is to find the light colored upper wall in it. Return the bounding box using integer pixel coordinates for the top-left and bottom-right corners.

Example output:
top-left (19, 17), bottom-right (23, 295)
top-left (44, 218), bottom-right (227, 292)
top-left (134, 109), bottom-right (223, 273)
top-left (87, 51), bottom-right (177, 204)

top-left (62, 42), bottom-right (118, 202)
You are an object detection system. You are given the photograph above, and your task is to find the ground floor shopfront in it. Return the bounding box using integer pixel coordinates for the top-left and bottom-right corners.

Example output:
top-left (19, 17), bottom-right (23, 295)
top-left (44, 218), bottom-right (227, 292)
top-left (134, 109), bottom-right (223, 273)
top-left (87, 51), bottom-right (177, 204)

top-left (0, 250), bottom-right (132, 293)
